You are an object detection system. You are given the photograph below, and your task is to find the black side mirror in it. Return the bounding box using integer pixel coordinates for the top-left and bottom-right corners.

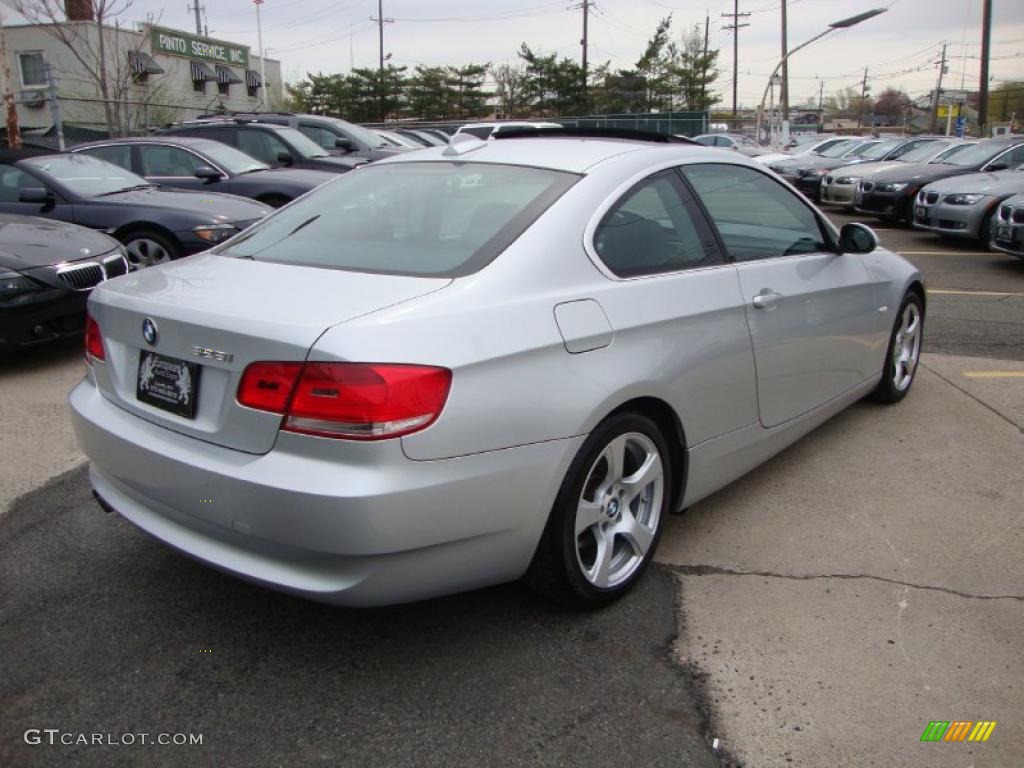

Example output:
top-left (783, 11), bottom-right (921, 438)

top-left (985, 162), bottom-right (1007, 172)
top-left (276, 150), bottom-right (293, 166)
top-left (18, 187), bottom-right (54, 205)
top-left (839, 222), bottom-right (878, 254)
top-left (193, 165), bottom-right (223, 181)
top-left (334, 137), bottom-right (354, 151)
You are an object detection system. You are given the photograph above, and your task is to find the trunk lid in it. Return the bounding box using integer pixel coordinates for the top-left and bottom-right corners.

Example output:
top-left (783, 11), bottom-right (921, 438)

top-left (88, 253), bottom-right (449, 454)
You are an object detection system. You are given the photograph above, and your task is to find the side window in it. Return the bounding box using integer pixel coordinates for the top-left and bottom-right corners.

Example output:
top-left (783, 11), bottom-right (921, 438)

top-left (299, 124), bottom-right (345, 149)
top-left (695, 135), bottom-right (715, 146)
top-left (0, 164), bottom-right (42, 202)
top-left (679, 163), bottom-right (829, 262)
top-left (594, 172), bottom-right (714, 277)
top-left (715, 136), bottom-right (733, 148)
top-left (238, 129), bottom-right (288, 164)
top-left (993, 144), bottom-right (1024, 169)
top-left (139, 146), bottom-right (202, 176)
top-left (77, 145), bottom-right (132, 171)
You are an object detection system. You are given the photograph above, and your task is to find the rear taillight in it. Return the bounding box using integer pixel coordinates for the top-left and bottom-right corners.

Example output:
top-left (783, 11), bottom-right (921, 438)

top-left (84, 313), bottom-right (105, 362)
top-left (237, 362), bottom-right (451, 441)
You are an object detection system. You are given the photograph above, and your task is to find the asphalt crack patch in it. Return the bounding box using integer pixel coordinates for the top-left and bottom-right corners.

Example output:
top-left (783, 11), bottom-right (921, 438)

top-left (665, 563), bottom-right (1024, 602)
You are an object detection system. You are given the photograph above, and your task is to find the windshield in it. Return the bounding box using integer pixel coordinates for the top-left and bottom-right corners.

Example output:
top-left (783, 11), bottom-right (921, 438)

top-left (218, 162), bottom-right (579, 277)
top-left (858, 139), bottom-right (904, 160)
top-left (899, 141), bottom-right (952, 163)
top-left (196, 141), bottom-right (268, 173)
top-left (278, 127), bottom-right (331, 158)
top-left (22, 153), bottom-right (149, 197)
top-left (936, 142), bottom-right (1011, 167)
top-left (819, 140), bottom-right (859, 158)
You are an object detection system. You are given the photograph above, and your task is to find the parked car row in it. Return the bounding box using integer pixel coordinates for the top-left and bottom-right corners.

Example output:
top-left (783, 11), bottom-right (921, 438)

top-left (808, 134), bottom-right (1024, 259)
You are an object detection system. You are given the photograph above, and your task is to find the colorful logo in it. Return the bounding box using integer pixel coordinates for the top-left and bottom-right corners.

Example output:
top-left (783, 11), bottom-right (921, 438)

top-left (921, 721), bottom-right (997, 742)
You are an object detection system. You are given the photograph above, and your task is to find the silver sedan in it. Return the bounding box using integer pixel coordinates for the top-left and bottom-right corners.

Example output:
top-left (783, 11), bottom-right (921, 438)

top-left (71, 134), bottom-right (925, 608)
top-left (914, 164), bottom-right (1024, 243)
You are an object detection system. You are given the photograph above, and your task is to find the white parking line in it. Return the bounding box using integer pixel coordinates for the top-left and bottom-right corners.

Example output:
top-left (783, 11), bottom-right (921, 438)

top-left (897, 250), bottom-right (994, 256)
top-left (928, 289), bottom-right (1024, 298)
top-left (962, 371), bottom-right (1024, 379)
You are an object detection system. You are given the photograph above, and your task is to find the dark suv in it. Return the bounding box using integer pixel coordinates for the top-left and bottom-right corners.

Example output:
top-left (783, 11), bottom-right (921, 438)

top-left (196, 112), bottom-right (405, 162)
top-left (154, 120), bottom-right (365, 174)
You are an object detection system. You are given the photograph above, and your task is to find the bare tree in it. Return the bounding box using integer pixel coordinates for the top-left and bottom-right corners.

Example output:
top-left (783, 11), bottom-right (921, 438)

top-left (12, 0), bottom-right (162, 136)
top-left (490, 63), bottom-right (527, 119)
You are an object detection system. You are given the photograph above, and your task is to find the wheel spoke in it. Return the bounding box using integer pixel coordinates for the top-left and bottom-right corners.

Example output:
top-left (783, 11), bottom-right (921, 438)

top-left (600, 434), bottom-right (628, 482)
top-left (575, 499), bottom-right (604, 536)
top-left (621, 452), bottom-right (662, 506)
top-left (613, 507), bottom-right (654, 558)
top-left (588, 527), bottom-right (615, 586)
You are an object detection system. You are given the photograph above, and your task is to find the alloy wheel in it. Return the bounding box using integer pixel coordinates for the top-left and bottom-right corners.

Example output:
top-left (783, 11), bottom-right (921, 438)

top-left (124, 238), bottom-right (172, 267)
top-left (892, 302), bottom-right (922, 391)
top-left (574, 432), bottom-right (664, 589)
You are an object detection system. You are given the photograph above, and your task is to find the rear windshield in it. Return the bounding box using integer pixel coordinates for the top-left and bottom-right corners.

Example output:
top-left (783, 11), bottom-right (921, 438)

top-left (219, 161), bottom-right (579, 277)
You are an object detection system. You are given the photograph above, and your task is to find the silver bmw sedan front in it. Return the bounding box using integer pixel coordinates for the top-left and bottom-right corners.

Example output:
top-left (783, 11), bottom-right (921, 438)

top-left (70, 132), bottom-right (925, 608)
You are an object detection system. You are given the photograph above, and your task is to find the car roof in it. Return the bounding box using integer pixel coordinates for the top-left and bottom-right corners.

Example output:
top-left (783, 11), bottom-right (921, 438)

top-left (77, 136), bottom-right (213, 148)
top-left (163, 120), bottom-right (289, 132)
top-left (378, 136), bottom-right (716, 174)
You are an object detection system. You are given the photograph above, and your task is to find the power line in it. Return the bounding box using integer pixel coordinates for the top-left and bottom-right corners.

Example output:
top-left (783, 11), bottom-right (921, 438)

top-left (721, 1), bottom-right (750, 117)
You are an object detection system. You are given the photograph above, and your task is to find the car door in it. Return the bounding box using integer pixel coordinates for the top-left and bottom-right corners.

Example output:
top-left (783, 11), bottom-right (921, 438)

top-left (679, 162), bottom-right (881, 428)
top-left (137, 144), bottom-right (216, 192)
top-left (237, 127), bottom-right (293, 168)
top-left (0, 163), bottom-right (76, 223)
top-left (589, 170), bottom-right (758, 445)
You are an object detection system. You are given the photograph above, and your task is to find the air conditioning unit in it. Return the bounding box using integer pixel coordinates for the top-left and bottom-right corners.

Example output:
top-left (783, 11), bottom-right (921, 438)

top-left (20, 90), bottom-right (46, 108)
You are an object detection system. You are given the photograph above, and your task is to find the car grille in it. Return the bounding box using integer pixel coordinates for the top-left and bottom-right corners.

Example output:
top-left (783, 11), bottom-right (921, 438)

top-left (824, 176), bottom-right (834, 185)
top-left (57, 262), bottom-right (105, 290)
top-left (999, 205), bottom-right (1011, 221)
top-left (861, 181), bottom-right (875, 192)
top-left (925, 192), bottom-right (939, 204)
top-left (1014, 208), bottom-right (1024, 225)
top-left (103, 254), bottom-right (129, 278)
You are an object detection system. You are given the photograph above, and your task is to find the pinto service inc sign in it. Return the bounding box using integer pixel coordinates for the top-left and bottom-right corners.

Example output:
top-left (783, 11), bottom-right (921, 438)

top-left (149, 26), bottom-right (250, 68)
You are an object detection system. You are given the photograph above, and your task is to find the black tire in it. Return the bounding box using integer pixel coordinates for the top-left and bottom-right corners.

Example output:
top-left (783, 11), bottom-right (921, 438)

top-left (119, 229), bottom-right (181, 267)
top-left (870, 291), bottom-right (925, 404)
top-left (978, 207), bottom-right (996, 247)
top-left (902, 196), bottom-right (917, 225)
top-left (525, 411), bottom-right (672, 609)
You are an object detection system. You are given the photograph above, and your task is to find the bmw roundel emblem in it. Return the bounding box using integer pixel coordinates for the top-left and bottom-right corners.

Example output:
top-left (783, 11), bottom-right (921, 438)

top-left (142, 318), bottom-right (158, 346)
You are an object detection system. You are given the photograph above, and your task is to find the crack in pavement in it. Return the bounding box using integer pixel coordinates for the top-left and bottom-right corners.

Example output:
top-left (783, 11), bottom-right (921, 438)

top-left (665, 563), bottom-right (1024, 602)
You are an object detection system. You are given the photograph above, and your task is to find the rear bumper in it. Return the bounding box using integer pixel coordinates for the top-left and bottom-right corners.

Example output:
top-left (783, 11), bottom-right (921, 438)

top-left (70, 378), bottom-right (582, 606)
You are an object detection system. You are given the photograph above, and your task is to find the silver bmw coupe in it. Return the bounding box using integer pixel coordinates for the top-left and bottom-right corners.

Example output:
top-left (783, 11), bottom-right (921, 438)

top-left (70, 131), bottom-right (925, 608)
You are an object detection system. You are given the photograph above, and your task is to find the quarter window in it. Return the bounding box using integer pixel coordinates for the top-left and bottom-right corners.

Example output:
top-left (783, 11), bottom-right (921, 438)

top-left (237, 129), bottom-right (290, 165)
top-left (680, 163), bottom-right (828, 261)
top-left (78, 144), bottom-right (133, 170)
top-left (594, 172), bottom-right (712, 277)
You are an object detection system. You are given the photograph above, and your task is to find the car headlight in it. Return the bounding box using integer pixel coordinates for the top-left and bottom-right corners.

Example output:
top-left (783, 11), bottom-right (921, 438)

top-left (193, 224), bottom-right (240, 243)
top-left (0, 271), bottom-right (43, 301)
top-left (836, 176), bottom-right (858, 185)
top-left (944, 193), bottom-right (985, 206)
top-left (878, 182), bottom-right (909, 193)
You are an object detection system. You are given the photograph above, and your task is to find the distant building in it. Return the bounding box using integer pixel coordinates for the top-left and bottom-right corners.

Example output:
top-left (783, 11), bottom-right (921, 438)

top-left (2, 2), bottom-right (281, 140)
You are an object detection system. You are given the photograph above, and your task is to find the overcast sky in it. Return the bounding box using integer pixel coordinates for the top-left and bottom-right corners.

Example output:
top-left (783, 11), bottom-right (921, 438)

top-left (7, 0), bottom-right (1024, 107)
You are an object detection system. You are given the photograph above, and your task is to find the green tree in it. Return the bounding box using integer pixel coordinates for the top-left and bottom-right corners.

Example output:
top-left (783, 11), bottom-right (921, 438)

top-left (447, 64), bottom-right (490, 118)
top-left (491, 63), bottom-right (529, 119)
top-left (664, 24), bottom-right (720, 111)
top-left (518, 44), bottom-right (587, 115)
top-left (990, 80), bottom-right (1024, 123)
top-left (406, 66), bottom-right (457, 119)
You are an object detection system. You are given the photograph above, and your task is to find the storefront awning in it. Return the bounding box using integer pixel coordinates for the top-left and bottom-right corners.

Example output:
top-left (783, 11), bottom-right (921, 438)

top-left (190, 61), bottom-right (217, 82)
top-left (215, 65), bottom-right (243, 85)
top-left (245, 69), bottom-right (262, 88)
top-left (130, 51), bottom-right (164, 76)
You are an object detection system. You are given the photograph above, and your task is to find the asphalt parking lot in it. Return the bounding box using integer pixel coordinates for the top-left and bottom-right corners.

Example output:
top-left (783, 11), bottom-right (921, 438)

top-left (1, 210), bottom-right (1022, 767)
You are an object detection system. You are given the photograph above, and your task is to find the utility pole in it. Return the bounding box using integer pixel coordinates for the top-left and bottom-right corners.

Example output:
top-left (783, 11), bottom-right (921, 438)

top-left (978, 0), bottom-right (992, 133)
top-left (780, 0), bottom-right (788, 121)
top-left (0, 6), bottom-right (21, 148)
top-left (721, 2), bottom-right (750, 117)
top-left (818, 78), bottom-right (825, 131)
top-left (857, 66), bottom-right (869, 128)
top-left (930, 43), bottom-right (948, 135)
top-left (701, 14), bottom-right (709, 106)
top-left (254, 0), bottom-right (266, 110)
top-left (187, 2), bottom-right (204, 36)
top-left (580, 0), bottom-right (590, 97)
top-left (370, 1), bottom-right (394, 120)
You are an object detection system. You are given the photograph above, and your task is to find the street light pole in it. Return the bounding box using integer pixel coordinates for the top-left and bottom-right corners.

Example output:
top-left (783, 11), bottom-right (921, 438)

top-left (254, 0), bottom-right (267, 110)
top-left (755, 8), bottom-right (886, 146)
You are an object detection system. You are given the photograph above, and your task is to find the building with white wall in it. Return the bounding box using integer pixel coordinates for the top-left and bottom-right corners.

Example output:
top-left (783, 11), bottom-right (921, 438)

top-left (2, 12), bottom-right (282, 140)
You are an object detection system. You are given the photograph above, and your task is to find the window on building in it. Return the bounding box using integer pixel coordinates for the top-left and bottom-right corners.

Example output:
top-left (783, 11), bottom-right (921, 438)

top-left (193, 79), bottom-right (205, 93)
top-left (218, 81), bottom-right (229, 95)
top-left (18, 52), bottom-right (46, 87)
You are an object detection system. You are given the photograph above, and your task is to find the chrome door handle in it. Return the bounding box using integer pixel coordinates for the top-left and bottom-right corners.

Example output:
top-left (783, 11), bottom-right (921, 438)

top-left (752, 289), bottom-right (783, 310)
